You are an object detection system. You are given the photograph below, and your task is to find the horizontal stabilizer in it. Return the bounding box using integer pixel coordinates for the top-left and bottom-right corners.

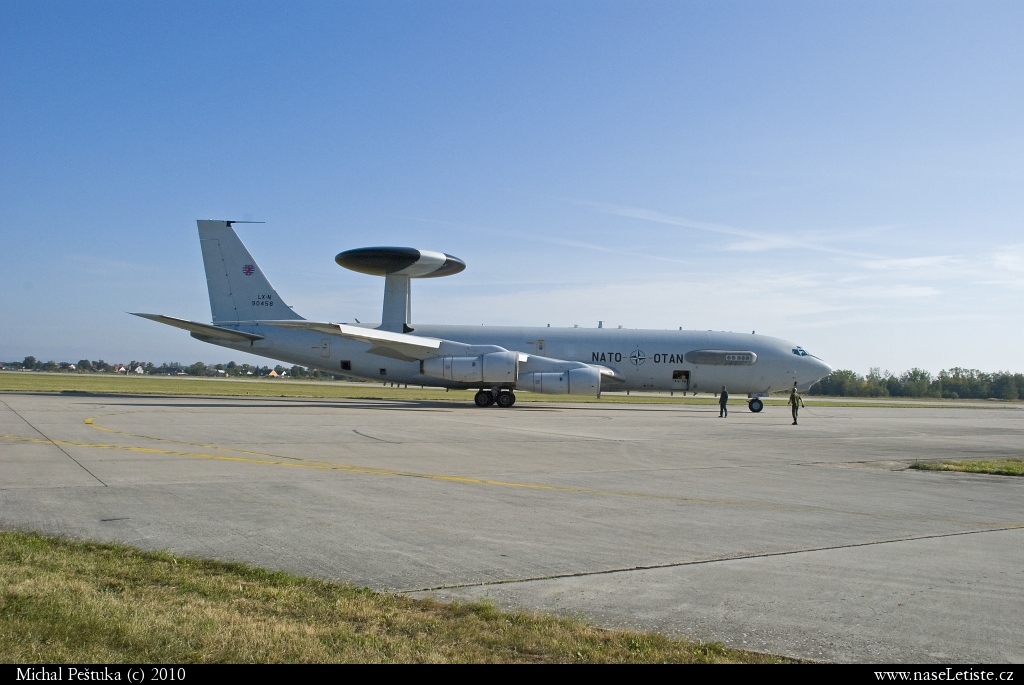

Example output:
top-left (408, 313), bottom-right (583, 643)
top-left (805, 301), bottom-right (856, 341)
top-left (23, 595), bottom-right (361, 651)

top-left (131, 313), bottom-right (264, 342)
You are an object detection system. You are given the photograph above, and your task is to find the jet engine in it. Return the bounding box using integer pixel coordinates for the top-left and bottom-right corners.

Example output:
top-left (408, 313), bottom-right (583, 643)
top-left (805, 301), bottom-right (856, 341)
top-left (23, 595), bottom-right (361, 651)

top-left (420, 351), bottom-right (519, 383)
top-left (517, 367), bottom-right (602, 397)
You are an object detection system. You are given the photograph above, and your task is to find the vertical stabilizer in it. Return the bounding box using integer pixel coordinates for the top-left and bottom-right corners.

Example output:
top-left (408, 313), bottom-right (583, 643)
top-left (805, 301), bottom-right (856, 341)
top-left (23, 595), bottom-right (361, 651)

top-left (197, 220), bottom-right (304, 323)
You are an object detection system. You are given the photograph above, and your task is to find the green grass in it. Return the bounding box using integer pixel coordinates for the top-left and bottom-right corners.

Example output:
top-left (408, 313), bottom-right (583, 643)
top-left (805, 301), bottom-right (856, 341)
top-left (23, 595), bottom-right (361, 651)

top-left (0, 371), bottom-right (480, 402)
top-left (0, 531), bottom-right (795, 664)
top-left (2, 371), bottom-right (1012, 408)
top-left (0, 372), bottom-right (750, 405)
top-left (910, 459), bottom-right (1024, 477)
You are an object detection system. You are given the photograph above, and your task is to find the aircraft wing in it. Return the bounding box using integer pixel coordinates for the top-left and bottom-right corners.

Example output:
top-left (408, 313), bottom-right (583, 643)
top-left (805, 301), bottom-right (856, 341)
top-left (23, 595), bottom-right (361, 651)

top-left (263, 321), bottom-right (441, 362)
top-left (263, 321), bottom-right (626, 378)
top-left (132, 313), bottom-right (264, 342)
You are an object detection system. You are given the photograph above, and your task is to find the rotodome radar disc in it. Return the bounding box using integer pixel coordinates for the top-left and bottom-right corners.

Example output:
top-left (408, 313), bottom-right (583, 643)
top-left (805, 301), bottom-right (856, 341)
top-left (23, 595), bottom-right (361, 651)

top-left (335, 247), bottom-right (466, 278)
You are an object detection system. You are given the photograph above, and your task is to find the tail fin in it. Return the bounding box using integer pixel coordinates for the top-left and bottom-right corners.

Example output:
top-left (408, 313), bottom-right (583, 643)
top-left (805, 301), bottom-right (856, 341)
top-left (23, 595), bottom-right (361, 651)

top-left (197, 220), bottom-right (304, 323)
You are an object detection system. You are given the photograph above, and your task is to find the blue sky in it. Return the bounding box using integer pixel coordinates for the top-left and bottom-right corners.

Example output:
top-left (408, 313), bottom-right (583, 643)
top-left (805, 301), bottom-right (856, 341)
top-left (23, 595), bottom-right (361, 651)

top-left (2, 1), bottom-right (1023, 374)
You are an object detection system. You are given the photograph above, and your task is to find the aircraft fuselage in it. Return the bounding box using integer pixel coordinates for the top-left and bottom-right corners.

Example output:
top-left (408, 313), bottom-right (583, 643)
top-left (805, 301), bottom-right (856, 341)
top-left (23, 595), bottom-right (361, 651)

top-left (202, 323), bottom-right (830, 394)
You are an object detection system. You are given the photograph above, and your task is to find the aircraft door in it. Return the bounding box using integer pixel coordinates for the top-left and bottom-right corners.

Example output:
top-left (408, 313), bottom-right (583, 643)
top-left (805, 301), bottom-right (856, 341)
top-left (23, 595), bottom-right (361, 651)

top-left (672, 369), bottom-right (690, 391)
top-left (537, 339), bottom-right (545, 356)
top-left (320, 338), bottom-right (331, 358)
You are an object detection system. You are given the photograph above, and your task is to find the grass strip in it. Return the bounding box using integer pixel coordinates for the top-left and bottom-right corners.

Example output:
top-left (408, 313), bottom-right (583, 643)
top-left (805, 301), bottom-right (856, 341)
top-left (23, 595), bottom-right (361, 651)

top-left (1, 372), bottom-right (480, 402)
top-left (0, 373), bottom-right (757, 405)
top-left (0, 372), bottom-right (1011, 408)
top-left (0, 531), bottom-right (793, 663)
top-left (910, 459), bottom-right (1024, 477)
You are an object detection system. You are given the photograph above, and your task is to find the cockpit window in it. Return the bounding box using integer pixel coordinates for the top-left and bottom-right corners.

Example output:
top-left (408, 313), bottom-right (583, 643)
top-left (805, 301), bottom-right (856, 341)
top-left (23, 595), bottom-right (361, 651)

top-left (792, 347), bottom-right (809, 356)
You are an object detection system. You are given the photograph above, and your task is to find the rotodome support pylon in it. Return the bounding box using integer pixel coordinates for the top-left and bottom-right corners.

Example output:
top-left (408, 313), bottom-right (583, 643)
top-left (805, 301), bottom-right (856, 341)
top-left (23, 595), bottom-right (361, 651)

top-left (335, 247), bottom-right (466, 332)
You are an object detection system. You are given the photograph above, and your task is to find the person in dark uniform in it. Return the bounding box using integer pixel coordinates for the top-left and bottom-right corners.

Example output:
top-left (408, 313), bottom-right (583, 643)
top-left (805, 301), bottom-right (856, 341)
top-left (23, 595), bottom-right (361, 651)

top-left (789, 385), bottom-right (805, 425)
top-left (719, 385), bottom-right (729, 417)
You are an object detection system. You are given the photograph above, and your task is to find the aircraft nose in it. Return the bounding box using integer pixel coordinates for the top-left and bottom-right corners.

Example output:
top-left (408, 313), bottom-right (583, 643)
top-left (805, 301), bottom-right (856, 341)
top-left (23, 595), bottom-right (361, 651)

top-left (794, 356), bottom-right (832, 391)
top-left (804, 357), bottom-right (832, 385)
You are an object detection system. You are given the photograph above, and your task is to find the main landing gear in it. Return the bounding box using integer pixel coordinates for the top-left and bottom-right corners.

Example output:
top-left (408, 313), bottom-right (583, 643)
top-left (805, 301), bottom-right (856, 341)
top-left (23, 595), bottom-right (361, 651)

top-left (474, 390), bottom-right (516, 408)
top-left (748, 398), bottom-right (764, 413)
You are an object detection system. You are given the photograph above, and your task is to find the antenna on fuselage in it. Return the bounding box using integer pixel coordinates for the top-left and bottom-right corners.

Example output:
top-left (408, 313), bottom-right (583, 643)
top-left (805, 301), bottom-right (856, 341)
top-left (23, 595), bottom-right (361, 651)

top-left (335, 247), bottom-right (466, 333)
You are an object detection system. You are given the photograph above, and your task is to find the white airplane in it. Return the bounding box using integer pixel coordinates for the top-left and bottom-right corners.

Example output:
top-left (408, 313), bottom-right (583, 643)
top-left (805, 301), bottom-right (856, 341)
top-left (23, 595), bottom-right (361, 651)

top-left (134, 220), bottom-right (832, 410)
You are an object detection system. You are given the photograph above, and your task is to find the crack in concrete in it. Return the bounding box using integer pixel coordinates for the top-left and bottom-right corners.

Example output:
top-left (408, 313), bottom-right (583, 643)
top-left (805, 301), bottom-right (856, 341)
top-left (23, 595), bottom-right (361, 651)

top-left (0, 399), bottom-right (107, 487)
top-left (404, 525), bottom-right (1023, 593)
top-left (352, 429), bottom-right (400, 443)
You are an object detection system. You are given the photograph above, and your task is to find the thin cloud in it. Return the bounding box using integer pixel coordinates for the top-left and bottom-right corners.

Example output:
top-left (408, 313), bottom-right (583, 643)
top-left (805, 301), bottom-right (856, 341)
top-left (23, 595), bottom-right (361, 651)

top-left (835, 285), bottom-right (941, 299)
top-left (583, 201), bottom-right (883, 259)
top-left (857, 256), bottom-right (960, 271)
top-left (974, 277), bottom-right (1024, 290)
top-left (991, 244), bottom-right (1024, 272)
top-left (403, 215), bottom-right (696, 266)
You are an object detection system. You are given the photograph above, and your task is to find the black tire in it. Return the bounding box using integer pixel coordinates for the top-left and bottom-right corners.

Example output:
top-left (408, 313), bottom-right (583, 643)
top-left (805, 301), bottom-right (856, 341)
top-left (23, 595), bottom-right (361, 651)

top-left (475, 390), bottom-right (494, 407)
top-left (748, 398), bottom-right (763, 413)
top-left (496, 391), bottom-right (515, 408)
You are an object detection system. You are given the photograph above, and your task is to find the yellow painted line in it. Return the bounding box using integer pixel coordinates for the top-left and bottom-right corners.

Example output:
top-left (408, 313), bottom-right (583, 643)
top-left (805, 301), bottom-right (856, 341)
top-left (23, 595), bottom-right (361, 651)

top-left (75, 415), bottom-right (1024, 528)
top-left (2, 432), bottom-right (689, 499)
top-left (3, 434), bottom-right (316, 466)
top-left (83, 415), bottom-right (316, 463)
top-left (81, 414), bottom-right (683, 494)
top-left (1, 427), bottom-right (1020, 531)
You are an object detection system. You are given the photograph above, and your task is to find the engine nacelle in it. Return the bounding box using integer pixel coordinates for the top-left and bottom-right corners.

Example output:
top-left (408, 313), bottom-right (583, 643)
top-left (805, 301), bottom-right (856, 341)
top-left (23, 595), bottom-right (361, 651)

top-left (517, 367), bottom-right (602, 397)
top-left (420, 351), bottom-right (519, 384)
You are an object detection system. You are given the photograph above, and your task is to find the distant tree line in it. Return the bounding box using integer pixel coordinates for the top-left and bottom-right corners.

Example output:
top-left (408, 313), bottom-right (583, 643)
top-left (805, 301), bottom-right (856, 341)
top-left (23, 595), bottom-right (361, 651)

top-left (5, 356), bottom-right (1024, 399)
top-left (2, 356), bottom-right (339, 380)
top-left (808, 368), bottom-right (1024, 400)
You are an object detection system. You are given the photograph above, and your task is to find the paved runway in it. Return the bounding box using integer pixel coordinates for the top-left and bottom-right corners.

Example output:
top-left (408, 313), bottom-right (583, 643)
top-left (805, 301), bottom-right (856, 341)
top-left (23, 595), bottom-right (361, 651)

top-left (1, 392), bottom-right (1022, 663)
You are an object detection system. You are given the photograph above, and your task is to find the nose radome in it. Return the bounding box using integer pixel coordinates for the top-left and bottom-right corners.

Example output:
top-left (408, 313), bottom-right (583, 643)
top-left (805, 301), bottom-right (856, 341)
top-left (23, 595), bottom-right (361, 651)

top-left (795, 357), bottom-right (831, 392)
top-left (805, 357), bottom-right (832, 385)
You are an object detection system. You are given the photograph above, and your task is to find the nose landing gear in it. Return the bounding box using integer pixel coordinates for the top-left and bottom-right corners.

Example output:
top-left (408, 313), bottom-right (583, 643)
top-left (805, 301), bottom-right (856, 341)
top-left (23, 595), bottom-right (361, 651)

top-left (474, 390), bottom-right (516, 408)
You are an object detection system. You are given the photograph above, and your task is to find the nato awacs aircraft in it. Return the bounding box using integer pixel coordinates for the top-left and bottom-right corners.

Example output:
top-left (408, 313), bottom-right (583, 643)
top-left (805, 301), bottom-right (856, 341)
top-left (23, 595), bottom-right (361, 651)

top-left (135, 220), bottom-right (831, 410)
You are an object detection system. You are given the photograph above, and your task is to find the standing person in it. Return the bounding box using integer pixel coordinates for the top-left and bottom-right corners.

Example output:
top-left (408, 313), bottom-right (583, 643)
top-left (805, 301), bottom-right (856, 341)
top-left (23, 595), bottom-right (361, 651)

top-left (719, 386), bottom-right (729, 418)
top-left (789, 385), bottom-right (805, 425)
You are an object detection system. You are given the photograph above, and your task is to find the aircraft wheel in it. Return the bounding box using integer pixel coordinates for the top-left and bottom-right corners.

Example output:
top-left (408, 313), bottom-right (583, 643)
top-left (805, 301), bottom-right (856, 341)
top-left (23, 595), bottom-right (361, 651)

top-left (496, 391), bottom-right (516, 408)
top-left (748, 399), bottom-right (763, 413)
top-left (475, 390), bottom-right (495, 407)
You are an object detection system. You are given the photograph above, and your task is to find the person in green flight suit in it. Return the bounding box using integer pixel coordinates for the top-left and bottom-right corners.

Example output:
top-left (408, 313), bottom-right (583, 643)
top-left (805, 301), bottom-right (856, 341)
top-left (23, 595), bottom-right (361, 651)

top-left (789, 385), bottom-right (805, 425)
top-left (719, 386), bottom-right (728, 418)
